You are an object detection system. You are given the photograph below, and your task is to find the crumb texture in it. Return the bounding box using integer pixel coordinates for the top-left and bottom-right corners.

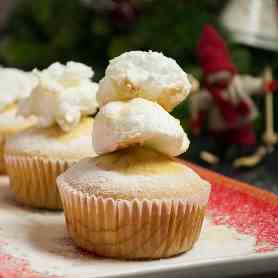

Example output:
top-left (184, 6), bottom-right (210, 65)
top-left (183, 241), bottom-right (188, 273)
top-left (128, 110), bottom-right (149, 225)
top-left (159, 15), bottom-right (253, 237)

top-left (5, 117), bottom-right (96, 160)
top-left (58, 147), bottom-right (210, 204)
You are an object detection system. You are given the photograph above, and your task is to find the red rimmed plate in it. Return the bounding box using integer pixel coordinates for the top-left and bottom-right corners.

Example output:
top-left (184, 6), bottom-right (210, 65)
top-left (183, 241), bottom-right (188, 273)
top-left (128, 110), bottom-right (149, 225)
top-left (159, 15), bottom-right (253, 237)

top-left (0, 161), bottom-right (277, 278)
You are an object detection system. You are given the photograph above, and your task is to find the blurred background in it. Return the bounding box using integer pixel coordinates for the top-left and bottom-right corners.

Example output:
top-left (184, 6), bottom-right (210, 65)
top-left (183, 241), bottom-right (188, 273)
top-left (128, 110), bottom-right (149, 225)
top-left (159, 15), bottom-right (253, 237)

top-left (1, 0), bottom-right (278, 190)
top-left (1, 1), bottom-right (277, 78)
top-left (0, 0), bottom-right (278, 130)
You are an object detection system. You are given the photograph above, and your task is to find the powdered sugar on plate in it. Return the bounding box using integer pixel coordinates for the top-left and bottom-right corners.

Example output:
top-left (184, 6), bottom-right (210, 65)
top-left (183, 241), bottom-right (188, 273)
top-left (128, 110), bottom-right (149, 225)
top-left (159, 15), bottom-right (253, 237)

top-left (0, 176), bottom-right (262, 278)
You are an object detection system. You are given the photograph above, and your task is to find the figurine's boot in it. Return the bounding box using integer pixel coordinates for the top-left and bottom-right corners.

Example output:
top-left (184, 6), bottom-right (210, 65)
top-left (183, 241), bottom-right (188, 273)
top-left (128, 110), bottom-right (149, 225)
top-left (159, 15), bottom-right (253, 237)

top-left (199, 142), bottom-right (228, 165)
top-left (233, 145), bottom-right (267, 168)
top-left (200, 151), bottom-right (220, 165)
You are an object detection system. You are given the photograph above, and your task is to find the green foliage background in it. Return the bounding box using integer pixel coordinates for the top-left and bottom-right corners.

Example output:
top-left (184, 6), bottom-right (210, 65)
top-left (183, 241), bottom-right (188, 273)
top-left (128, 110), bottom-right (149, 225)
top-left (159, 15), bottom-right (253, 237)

top-left (1, 0), bottom-right (278, 133)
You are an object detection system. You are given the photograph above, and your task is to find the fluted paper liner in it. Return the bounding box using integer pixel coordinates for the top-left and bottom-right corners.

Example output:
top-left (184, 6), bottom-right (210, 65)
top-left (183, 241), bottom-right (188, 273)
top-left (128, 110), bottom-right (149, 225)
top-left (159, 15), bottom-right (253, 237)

top-left (58, 181), bottom-right (206, 259)
top-left (5, 154), bottom-right (71, 210)
top-left (0, 134), bottom-right (6, 174)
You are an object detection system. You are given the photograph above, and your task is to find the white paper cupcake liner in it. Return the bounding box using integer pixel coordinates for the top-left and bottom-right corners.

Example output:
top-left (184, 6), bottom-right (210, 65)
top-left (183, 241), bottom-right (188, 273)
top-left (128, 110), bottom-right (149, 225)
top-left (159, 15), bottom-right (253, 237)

top-left (58, 181), bottom-right (206, 259)
top-left (0, 133), bottom-right (8, 174)
top-left (5, 154), bottom-right (72, 210)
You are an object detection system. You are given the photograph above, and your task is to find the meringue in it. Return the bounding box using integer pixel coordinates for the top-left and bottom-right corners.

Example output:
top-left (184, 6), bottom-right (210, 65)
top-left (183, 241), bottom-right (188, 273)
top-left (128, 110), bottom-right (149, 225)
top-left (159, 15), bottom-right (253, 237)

top-left (56, 52), bottom-right (210, 260)
top-left (97, 50), bottom-right (192, 112)
top-left (0, 68), bottom-right (37, 112)
top-left (18, 62), bottom-right (99, 132)
top-left (93, 98), bottom-right (189, 156)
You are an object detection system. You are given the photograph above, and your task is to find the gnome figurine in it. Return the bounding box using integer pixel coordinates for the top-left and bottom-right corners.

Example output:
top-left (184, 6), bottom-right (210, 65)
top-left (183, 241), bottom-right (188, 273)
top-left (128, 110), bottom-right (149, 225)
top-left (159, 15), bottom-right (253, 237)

top-left (190, 25), bottom-right (277, 167)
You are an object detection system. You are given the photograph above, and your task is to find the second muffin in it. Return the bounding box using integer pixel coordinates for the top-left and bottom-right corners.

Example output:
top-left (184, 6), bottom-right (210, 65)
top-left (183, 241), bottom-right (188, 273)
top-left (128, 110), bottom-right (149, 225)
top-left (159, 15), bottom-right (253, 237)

top-left (5, 62), bottom-right (99, 209)
top-left (0, 68), bottom-right (38, 174)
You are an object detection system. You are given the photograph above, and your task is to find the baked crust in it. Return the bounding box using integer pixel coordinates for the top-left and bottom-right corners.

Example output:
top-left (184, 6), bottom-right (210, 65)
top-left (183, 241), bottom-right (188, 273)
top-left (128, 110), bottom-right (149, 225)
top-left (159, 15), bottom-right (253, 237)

top-left (5, 117), bottom-right (96, 161)
top-left (58, 147), bottom-right (210, 204)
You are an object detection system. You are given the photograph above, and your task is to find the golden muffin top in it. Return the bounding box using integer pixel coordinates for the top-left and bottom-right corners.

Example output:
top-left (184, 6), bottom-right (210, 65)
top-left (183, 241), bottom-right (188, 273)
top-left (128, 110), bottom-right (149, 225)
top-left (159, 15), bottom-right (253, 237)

top-left (58, 147), bottom-right (210, 204)
top-left (5, 117), bottom-right (96, 161)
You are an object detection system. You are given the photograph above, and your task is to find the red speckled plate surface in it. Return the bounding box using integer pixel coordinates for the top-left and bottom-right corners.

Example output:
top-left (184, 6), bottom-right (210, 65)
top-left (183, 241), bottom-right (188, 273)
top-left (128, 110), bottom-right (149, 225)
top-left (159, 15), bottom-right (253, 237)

top-left (0, 161), bottom-right (277, 278)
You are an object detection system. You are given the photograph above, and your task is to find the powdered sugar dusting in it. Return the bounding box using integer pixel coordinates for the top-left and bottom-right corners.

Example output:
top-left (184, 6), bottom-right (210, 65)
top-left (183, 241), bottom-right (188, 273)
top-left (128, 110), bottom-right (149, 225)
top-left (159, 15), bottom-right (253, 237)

top-left (5, 118), bottom-right (96, 160)
top-left (0, 176), bottom-right (269, 278)
top-left (208, 181), bottom-right (278, 252)
top-left (57, 155), bottom-right (210, 205)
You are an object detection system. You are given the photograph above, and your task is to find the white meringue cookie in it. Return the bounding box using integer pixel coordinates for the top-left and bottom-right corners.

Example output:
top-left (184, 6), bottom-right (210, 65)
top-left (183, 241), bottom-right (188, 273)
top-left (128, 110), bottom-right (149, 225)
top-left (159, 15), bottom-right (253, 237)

top-left (0, 68), bottom-right (38, 112)
top-left (97, 50), bottom-right (192, 112)
top-left (18, 61), bottom-right (99, 132)
top-left (92, 98), bottom-right (189, 156)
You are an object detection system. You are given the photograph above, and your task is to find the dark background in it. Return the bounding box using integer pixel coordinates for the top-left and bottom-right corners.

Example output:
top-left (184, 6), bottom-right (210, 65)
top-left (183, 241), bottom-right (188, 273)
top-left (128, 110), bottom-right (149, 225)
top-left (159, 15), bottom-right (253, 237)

top-left (1, 0), bottom-right (278, 196)
top-left (1, 0), bottom-right (278, 132)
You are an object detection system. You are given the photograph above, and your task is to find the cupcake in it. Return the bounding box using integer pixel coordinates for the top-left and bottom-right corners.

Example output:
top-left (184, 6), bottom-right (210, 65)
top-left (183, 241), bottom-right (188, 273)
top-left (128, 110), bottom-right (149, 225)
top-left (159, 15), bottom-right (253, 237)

top-left (0, 68), bottom-right (37, 174)
top-left (5, 62), bottom-right (99, 210)
top-left (57, 51), bottom-right (210, 259)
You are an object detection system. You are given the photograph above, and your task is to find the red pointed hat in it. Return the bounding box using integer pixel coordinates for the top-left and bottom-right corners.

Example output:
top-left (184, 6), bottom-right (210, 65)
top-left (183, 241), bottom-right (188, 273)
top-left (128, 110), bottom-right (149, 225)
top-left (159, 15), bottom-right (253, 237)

top-left (197, 24), bottom-right (237, 78)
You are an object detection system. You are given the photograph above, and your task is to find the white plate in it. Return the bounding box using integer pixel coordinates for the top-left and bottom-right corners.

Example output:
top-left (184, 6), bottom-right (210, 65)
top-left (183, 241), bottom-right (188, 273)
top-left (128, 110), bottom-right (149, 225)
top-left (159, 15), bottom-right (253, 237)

top-left (0, 176), bottom-right (277, 278)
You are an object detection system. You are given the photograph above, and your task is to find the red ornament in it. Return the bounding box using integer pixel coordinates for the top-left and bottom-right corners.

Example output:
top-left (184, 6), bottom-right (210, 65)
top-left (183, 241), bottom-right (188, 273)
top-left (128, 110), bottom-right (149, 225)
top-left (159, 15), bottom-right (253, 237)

top-left (197, 24), bottom-right (237, 79)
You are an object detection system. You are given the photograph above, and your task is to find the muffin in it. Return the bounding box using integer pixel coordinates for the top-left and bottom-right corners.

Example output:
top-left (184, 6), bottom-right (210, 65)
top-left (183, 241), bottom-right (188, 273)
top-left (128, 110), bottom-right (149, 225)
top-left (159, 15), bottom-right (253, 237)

top-left (5, 62), bottom-right (98, 209)
top-left (57, 51), bottom-right (210, 259)
top-left (0, 68), bottom-right (37, 173)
